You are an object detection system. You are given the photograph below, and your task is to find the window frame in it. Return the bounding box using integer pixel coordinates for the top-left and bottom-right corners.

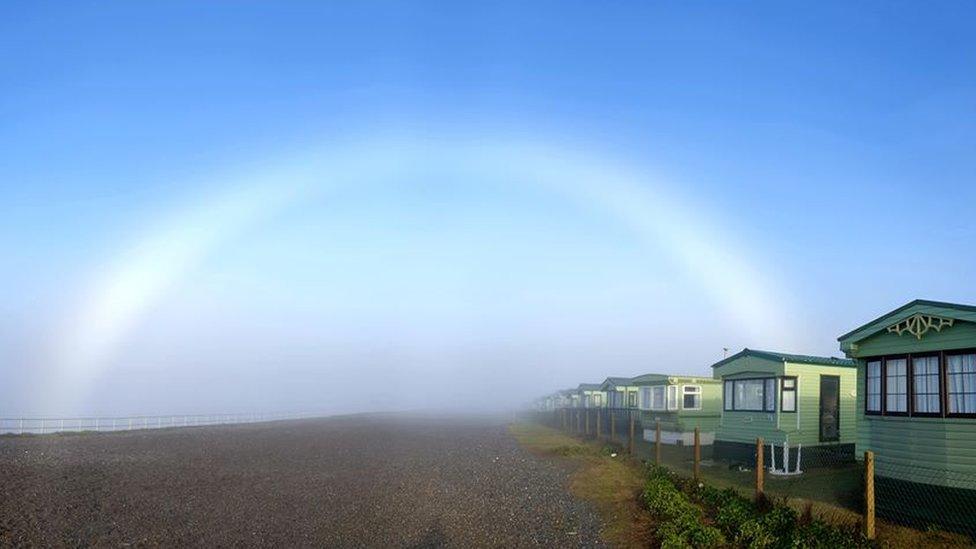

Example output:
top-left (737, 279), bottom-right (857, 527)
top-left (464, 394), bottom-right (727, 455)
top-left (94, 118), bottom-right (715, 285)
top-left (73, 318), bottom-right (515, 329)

top-left (627, 390), bottom-right (637, 408)
top-left (780, 376), bottom-right (798, 413)
top-left (681, 385), bottom-right (702, 410)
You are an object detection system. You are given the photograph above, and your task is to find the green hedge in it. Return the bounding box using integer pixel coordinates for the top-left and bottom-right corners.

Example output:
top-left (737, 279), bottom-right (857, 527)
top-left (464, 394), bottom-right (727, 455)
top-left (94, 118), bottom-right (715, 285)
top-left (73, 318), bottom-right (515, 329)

top-left (642, 465), bottom-right (869, 548)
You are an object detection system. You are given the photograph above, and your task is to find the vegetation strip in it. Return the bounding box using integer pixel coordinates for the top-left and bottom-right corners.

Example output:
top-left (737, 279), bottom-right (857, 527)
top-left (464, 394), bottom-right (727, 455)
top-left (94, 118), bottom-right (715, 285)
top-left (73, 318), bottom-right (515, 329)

top-left (512, 421), bottom-right (973, 548)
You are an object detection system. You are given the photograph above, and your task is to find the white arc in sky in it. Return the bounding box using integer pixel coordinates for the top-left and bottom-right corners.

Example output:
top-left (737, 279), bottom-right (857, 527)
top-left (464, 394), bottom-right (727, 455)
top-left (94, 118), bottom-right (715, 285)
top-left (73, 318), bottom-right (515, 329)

top-left (48, 135), bottom-right (800, 413)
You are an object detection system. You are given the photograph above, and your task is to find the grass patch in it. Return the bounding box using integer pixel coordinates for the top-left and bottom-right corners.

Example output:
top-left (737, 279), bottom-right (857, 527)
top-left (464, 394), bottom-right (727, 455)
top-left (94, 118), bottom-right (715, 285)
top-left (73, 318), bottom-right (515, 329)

top-left (509, 421), bottom-right (653, 547)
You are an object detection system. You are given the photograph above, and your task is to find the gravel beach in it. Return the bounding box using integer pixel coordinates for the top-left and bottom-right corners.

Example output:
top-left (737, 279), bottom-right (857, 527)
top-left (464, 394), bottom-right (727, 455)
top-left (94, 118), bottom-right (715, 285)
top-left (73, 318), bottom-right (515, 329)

top-left (0, 414), bottom-right (605, 547)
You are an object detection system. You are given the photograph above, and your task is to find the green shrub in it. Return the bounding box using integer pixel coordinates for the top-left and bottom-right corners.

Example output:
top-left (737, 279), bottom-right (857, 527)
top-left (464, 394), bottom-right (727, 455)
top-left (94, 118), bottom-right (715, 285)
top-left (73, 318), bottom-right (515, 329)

top-left (642, 464), bottom-right (870, 549)
top-left (643, 468), bottom-right (724, 548)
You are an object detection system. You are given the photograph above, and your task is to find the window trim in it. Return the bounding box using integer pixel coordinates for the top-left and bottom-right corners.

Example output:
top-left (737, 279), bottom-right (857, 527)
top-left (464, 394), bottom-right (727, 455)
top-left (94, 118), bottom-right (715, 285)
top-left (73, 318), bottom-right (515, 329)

top-left (723, 377), bottom-right (776, 412)
top-left (681, 385), bottom-right (702, 410)
top-left (780, 376), bottom-right (798, 413)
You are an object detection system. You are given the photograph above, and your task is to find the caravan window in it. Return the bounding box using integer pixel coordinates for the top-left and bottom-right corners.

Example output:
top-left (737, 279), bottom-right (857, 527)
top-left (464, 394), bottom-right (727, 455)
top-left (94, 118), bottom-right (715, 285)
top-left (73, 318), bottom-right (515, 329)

top-left (865, 361), bottom-right (882, 413)
top-left (947, 353), bottom-right (976, 416)
top-left (682, 385), bottom-right (701, 410)
top-left (628, 391), bottom-right (637, 408)
top-left (780, 377), bottom-right (797, 412)
top-left (640, 387), bottom-right (652, 410)
top-left (885, 358), bottom-right (908, 413)
top-left (667, 385), bottom-right (678, 410)
top-left (651, 386), bottom-right (666, 410)
top-left (724, 378), bottom-right (775, 412)
top-left (912, 356), bottom-right (941, 415)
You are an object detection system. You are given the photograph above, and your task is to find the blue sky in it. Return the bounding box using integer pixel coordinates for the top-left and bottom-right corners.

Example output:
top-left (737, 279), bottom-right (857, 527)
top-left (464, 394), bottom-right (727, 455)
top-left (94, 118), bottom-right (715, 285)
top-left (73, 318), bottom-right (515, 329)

top-left (2, 2), bottom-right (975, 415)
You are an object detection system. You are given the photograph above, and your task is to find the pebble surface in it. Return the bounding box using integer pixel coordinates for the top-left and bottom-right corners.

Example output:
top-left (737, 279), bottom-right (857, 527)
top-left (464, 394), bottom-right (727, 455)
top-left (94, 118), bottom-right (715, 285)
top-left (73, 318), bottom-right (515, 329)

top-left (0, 414), bottom-right (606, 547)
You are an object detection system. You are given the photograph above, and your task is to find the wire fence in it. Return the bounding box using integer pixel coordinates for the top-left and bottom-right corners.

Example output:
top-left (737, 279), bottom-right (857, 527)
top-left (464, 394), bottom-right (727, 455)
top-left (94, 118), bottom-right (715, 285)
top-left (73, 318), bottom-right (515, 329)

top-left (0, 412), bottom-right (318, 435)
top-left (533, 408), bottom-right (976, 542)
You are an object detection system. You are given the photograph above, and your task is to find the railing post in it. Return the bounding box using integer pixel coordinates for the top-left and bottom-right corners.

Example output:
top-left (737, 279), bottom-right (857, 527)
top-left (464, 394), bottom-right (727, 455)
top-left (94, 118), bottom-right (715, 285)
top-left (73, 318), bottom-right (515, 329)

top-left (864, 451), bottom-right (875, 540)
top-left (610, 411), bottom-right (616, 441)
top-left (755, 437), bottom-right (765, 500)
top-left (655, 421), bottom-right (661, 465)
top-left (628, 411), bottom-right (635, 455)
top-left (596, 409), bottom-right (601, 438)
top-left (693, 427), bottom-right (701, 481)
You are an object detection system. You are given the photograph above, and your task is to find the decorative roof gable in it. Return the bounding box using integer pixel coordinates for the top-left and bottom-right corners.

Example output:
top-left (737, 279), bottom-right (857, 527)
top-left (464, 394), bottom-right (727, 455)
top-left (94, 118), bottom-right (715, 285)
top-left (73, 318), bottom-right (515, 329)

top-left (886, 313), bottom-right (954, 340)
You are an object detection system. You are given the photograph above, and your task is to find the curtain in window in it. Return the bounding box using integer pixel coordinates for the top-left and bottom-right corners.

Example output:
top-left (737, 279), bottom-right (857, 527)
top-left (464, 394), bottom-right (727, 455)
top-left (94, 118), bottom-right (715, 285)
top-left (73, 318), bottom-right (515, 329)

top-left (723, 381), bottom-right (733, 410)
top-left (866, 361), bottom-right (881, 412)
top-left (640, 387), bottom-right (652, 410)
top-left (764, 378), bottom-right (776, 412)
top-left (885, 358), bottom-right (908, 412)
top-left (912, 356), bottom-right (940, 413)
top-left (734, 379), bottom-right (764, 410)
top-left (667, 386), bottom-right (678, 410)
top-left (948, 354), bottom-right (976, 414)
top-left (652, 386), bottom-right (665, 410)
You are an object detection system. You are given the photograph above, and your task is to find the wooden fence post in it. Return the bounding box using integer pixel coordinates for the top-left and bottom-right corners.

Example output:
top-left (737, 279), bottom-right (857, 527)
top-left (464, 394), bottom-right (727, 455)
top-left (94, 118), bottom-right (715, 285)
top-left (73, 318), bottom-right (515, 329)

top-left (655, 421), bottom-right (661, 465)
top-left (610, 412), bottom-right (616, 441)
top-left (864, 451), bottom-right (875, 540)
top-left (628, 411), bottom-right (635, 455)
top-left (693, 427), bottom-right (701, 481)
top-left (596, 409), bottom-right (601, 438)
top-left (585, 409), bottom-right (590, 436)
top-left (577, 409), bottom-right (582, 433)
top-left (755, 437), bottom-right (765, 500)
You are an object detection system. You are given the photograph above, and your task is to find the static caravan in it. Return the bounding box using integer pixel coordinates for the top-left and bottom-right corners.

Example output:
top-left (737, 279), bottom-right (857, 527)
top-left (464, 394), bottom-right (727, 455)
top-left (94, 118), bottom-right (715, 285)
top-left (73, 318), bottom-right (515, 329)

top-left (555, 389), bottom-right (574, 409)
top-left (711, 349), bottom-right (857, 470)
top-left (838, 300), bottom-right (976, 534)
top-left (600, 377), bottom-right (640, 409)
top-left (577, 383), bottom-right (605, 409)
top-left (631, 374), bottom-right (722, 445)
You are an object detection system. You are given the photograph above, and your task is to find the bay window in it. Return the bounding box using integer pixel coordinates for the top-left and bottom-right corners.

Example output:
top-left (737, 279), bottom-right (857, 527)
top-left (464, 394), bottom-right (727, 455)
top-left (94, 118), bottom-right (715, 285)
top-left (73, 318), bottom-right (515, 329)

top-left (865, 351), bottom-right (976, 418)
top-left (723, 378), bottom-right (775, 412)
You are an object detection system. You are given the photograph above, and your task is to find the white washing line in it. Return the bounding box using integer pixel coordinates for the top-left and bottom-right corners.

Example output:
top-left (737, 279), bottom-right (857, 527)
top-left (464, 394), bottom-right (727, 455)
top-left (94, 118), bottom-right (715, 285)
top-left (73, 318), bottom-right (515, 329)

top-left (0, 412), bottom-right (319, 435)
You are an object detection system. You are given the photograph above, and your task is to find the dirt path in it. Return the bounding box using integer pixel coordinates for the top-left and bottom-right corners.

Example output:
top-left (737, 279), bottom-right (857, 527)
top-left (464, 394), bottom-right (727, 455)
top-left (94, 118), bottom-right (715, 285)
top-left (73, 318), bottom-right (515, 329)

top-left (0, 414), bottom-right (605, 547)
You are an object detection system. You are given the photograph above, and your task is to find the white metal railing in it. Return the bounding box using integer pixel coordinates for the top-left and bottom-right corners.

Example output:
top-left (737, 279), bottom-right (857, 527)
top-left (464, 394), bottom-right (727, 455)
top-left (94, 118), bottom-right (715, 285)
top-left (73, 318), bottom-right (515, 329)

top-left (0, 412), bottom-right (318, 435)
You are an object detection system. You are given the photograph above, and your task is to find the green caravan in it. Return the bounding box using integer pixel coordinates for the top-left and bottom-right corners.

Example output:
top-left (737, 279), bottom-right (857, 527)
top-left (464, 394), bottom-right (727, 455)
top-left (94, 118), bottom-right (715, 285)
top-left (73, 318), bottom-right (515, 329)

top-left (839, 300), bottom-right (976, 535)
top-left (711, 349), bottom-right (857, 470)
top-left (631, 374), bottom-right (722, 445)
